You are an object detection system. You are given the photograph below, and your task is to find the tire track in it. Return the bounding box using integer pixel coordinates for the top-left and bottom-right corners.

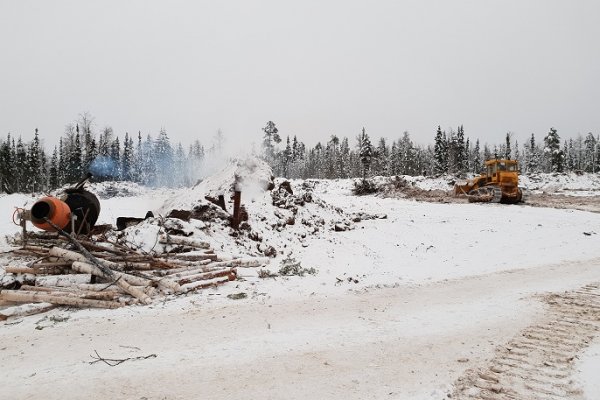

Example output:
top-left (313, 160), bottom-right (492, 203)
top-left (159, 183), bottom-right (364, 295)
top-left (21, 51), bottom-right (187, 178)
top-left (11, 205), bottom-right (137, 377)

top-left (452, 283), bottom-right (600, 399)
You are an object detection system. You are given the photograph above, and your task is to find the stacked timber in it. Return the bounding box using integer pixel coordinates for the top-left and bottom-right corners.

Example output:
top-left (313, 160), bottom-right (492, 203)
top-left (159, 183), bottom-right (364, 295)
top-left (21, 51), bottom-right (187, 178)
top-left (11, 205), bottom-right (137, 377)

top-left (0, 233), bottom-right (269, 320)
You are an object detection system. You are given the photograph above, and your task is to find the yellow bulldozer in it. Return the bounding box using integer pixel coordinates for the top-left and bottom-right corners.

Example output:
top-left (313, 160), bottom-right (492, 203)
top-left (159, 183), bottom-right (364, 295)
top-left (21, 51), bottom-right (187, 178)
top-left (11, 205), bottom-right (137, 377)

top-left (454, 159), bottom-right (523, 203)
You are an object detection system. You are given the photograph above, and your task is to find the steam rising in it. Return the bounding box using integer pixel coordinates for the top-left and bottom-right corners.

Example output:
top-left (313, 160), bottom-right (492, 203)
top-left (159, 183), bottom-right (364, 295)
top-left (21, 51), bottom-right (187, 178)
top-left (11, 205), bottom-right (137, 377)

top-left (89, 156), bottom-right (119, 179)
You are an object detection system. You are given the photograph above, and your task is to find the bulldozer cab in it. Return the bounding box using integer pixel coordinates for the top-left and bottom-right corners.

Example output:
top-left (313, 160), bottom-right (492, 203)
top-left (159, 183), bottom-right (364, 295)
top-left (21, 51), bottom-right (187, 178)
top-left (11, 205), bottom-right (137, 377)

top-left (484, 159), bottom-right (518, 184)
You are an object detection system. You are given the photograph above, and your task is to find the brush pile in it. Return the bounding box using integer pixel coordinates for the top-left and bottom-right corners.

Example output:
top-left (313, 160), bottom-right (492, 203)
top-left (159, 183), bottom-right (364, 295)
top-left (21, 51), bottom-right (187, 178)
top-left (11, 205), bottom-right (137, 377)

top-left (0, 231), bottom-right (269, 320)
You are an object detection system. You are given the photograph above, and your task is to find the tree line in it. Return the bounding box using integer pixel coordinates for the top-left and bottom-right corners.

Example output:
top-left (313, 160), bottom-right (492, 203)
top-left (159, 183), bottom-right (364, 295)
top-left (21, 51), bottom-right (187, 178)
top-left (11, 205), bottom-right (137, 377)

top-left (0, 113), bottom-right (216, 193)
top-left (262, 122), bottom-right (600, 180)
top-left (1, 114), bottom-right (599, 194)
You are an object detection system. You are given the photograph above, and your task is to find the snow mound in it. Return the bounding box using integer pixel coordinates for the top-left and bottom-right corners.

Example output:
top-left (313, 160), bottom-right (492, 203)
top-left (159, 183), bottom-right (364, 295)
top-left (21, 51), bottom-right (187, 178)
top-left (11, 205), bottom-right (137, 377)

top-left (115, 158), bottom-right (373, 261)
top-left (87, 181), bottom-right (150, 199)
top-left (520, 172), bottom-right (600, 194)
top-left (161, 157), bottom-right (274, 212)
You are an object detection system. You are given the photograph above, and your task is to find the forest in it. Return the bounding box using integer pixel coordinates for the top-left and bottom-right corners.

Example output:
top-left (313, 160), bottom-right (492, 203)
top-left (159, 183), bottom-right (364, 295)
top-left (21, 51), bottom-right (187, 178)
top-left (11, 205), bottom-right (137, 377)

top-left (1, 113), bottom-right (599, 194)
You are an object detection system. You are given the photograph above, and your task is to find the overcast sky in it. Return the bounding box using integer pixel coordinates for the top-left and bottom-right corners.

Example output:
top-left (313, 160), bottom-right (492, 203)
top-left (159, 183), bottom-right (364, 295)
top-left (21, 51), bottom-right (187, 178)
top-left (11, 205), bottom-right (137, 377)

top-left (1, 0), bottom-right (599, 151)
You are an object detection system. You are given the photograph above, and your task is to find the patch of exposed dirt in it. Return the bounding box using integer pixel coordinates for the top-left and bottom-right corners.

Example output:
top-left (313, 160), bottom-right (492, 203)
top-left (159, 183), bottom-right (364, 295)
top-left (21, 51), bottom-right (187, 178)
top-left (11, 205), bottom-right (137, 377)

top-left (523, 193), bottom-right (600, 214)
top-left (382, 183), bottom-right (600, 213)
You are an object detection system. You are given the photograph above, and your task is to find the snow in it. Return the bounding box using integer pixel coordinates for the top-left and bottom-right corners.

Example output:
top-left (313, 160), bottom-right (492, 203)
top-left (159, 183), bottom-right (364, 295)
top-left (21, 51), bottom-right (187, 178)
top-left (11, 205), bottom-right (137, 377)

top-left (2, 169), bottom-right (600, 399)
top-left (577, 339), bottom-right (600, 399)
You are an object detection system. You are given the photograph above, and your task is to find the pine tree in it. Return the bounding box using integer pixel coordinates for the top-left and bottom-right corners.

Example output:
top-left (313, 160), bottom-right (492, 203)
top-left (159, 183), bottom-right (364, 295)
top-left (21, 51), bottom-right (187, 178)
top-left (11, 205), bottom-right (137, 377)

top-left (525, 134), bottom-right (539, 173)
top-left (15, 137), bottom-right (27, 192)
top-left (358, 128), bottom-right (373, 179)
top-left (544, 127), bottom-right (564, 172)
top-left (433, 126), bottom-right (447, 174)
top-left (566, 139), bottom-right (575, 172)
top-left (141, 134), bottom-right (156, 185)
top-left (173, 143), bottom-right (187, 187)
top-left (339, 137), bottom-right (350, 179)
top-left (154, 129), bottom-right (173, 186)
top-left (133, 132), bottom-right (144, 183)
top-left (282, 136), bottom-right (292, 178)
top-left (49, 146), bottom-right (59, 189)
top-left (473, 139), bottom-right (481, 173)
top-left (67, 133), bottom-right (83, 183)
top-left (26, 129), bottom-right (43, 192)
top-left (121, 132), bottom-right (134, 181)
top-left (505, 133), bottom-right (512, 160)
top-left (110, 137), bottom-right (121, 180)
top-left (454, 125), bottom-right (466, 174)
top-left (583, 133), bottom-right (596, 173)
top-left (0, 133), bottom-right (14, 192)
top-left (262, 121), bottom-right (280, 167)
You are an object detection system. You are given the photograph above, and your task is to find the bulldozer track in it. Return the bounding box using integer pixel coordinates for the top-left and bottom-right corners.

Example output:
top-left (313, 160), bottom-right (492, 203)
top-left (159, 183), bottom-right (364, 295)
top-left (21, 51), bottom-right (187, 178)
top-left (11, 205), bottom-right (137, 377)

top-left (452, 283), bottom-right (600, 399)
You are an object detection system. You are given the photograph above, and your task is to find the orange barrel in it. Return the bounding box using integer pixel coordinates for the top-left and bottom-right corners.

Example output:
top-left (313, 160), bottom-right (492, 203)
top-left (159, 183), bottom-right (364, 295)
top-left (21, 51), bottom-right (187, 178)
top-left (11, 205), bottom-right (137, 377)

top-left (30, 196), bottom-right (71, 231)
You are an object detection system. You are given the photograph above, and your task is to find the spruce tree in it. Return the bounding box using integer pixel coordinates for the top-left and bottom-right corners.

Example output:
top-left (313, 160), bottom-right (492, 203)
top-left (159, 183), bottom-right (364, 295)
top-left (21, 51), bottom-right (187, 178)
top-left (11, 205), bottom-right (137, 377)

top-left (505, 133), bottom-right (512, 160)
top-left (0, 133), bottom-right (13, 192)
top-left (433, 126), bottom-right (447, 174)
top-left (358, 128), bottom-right (373, 179)
top-left (154, 128), bottom-right (173, 186)
top-left (543, 127), bottom-right (564, 172)
top-left (49, 146), bottom-right (59, 189)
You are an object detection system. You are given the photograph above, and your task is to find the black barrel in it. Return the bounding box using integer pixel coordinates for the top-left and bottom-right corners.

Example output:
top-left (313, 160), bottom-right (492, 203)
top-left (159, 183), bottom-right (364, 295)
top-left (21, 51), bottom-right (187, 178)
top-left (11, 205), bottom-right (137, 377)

top-left (63, 189), bottom-right (101, 234)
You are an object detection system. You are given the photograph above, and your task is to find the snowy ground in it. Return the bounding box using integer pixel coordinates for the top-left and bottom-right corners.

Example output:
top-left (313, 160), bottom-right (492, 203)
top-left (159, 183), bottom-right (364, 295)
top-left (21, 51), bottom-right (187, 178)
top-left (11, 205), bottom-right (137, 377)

top-left (1, 171), bottom-right (600, 399)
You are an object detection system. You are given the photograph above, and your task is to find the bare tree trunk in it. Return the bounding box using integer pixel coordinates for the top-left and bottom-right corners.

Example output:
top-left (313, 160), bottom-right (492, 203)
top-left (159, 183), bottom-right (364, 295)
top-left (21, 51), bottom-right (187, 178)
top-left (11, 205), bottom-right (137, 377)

top-left (1, 290), bottom-right (121, 309)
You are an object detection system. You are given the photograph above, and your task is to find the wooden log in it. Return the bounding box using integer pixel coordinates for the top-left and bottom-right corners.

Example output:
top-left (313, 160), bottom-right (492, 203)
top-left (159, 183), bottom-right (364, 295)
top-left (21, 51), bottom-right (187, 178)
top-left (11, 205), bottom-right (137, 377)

top-left (20, 285), bottom-right (119, 301)
top-left (70, 261), bottom-right (152, 304)
top-left (159, 235), bottom-right (211, 249)
top-left (6, 264), bottom-right (71, 275)
top-left (11, 249), bottom-right (46, 257)
top-left (1, 290), bottom-right (121, 309)
top-left (5, 266), bottom-right (37, 274)
top-left (49, 246), bottom-right (121, 270)
top-left (78, 240), bottom-right (126, 256)
top-left (159, 259), bottom-right (213, 268)
top-left (164, 260), bottom-right (221, 275)
top-left (22, 245), bottom-right (51, 253)
top-left (180, 276), bottom-right (231, 293)
top-left (209, 257), bottom-right (270, 268)
top-left (35, 274), bottom-right (92, 287)
top-left (171, 267), bottom-right (232, 280)
top-left (169, 253), bottom-right (219, 262)
top-left (36, 281), bottom-right (126, 293)
top-left (30, 262), bottom-right (72, 268)
top-left (177, 268), bottom-right (236, 285)
top-left (0, 302), bottom-right (56, 321)
top-left (50, 247), bottom-right (173, 291)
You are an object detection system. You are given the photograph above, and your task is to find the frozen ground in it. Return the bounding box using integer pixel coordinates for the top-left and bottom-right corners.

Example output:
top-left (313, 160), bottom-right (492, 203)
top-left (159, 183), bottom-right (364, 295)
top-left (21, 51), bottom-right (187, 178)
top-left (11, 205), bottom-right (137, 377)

top-left (1, 171), bottom-right (600, 399)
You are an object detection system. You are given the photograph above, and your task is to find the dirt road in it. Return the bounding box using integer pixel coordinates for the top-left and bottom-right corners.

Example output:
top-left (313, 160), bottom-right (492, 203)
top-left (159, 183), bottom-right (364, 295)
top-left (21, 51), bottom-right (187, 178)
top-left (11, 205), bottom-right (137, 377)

top-left (1, 258), bottom-right (599, 399)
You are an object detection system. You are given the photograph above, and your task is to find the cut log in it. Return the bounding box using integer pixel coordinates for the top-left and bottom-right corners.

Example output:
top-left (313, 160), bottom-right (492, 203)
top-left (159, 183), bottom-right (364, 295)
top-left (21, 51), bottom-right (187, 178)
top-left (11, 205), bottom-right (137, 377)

top-left (0, 302), bottom-right (56, 320)
top-left (35, 274), bottom-right (92, 287)
top-left (159, 235), bottom-right (211, 249)
top-left (5, 266), bottom-right (37, 274)
top-left (169, 253), bottom-right (219, 262)
top-left (180, 276), bottom-right (231, 293)
top-left (55, 247), bottom-right (180, 294)
top-left (20, 285), bottom-right (119, 301)
top-left (1, 290), bottom-right (121, 309)
top-left (177, 268), bottom-right (236, 285)
top-left (49, 247), bottom-right (121, 270)
top-left (210, 257), bottom-right (270, 268)
top-left (71, 262), bottom-right (152, 304)
top-left (37, 281), bottom-right (126, 293)
top-left (78, 240), bottom-right (126, 256)
top-left (32, 262), bottom-right (72, 268)
top-left (162, 259), bottom-right (213, 270)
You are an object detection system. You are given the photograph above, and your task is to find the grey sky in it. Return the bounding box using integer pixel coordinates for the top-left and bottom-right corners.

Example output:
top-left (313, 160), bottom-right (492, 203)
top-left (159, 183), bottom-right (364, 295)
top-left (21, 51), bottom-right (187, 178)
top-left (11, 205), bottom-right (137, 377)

top-left (1, 0), bottom-right (599, 151)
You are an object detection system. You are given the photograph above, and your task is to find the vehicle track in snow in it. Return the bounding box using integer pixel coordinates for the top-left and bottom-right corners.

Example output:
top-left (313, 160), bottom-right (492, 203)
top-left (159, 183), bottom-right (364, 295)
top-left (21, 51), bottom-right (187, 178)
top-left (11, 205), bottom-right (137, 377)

top-left (452, 283), bottom-right (600, 400)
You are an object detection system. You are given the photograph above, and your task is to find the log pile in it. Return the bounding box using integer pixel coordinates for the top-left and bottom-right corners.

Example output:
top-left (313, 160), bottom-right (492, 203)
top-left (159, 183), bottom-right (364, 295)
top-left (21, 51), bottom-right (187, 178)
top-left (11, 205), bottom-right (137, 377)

top-left (0, 232), bottom-right (270, 320)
